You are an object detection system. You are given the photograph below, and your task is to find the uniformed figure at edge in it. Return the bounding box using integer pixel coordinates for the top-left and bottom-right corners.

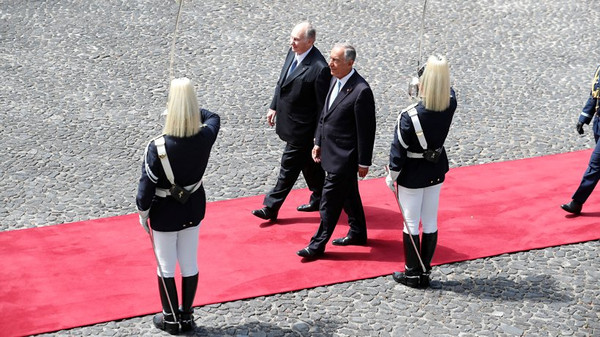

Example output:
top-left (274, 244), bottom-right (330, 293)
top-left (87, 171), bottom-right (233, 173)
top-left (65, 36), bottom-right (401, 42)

top-left (386, 55), bottom-right (457, 288)
top-left (251, 22), bottom-right (331, 221)
top-left (561, 65), bottom-right (600, 215)
top-left (137, 78), bottom-right (220, 334)
top-left (297, 43), bottom-right (376, 259)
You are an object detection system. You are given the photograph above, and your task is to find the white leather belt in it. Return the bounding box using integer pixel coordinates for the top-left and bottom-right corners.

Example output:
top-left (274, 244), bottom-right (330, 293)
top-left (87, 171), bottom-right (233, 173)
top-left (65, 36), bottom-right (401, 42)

top-left (407, 151), bottom-right (424, 158)
top-left (155, 181), bottom-right (202, 198)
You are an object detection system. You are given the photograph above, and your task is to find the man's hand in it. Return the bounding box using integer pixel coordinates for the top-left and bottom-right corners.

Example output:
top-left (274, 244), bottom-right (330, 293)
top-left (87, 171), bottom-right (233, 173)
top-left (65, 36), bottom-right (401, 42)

top-left (267, 109), bottom-right (277, 127)
top-left (576, 121), bottom-right (584, 135)
top-left (358, 166), bottom-right (369, 178)
top-left (312, 145), bottom-right (321, 163)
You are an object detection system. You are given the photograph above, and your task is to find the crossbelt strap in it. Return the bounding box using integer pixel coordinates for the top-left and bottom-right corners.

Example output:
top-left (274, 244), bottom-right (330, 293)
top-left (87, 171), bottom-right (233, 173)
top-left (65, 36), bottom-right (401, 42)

top-left (408, 108), bottom-right (428, 150)
top-left (396, 103), bottom-right (418, 149)
top-left (155, 137), bottom-right (175, 185)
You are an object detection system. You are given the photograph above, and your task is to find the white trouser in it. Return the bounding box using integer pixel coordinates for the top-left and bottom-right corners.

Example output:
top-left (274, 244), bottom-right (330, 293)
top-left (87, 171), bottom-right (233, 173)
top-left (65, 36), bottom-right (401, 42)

top-left (152, 224), bottom-right (200, 278)
top-left (397, 183), bottom-right (443, 235)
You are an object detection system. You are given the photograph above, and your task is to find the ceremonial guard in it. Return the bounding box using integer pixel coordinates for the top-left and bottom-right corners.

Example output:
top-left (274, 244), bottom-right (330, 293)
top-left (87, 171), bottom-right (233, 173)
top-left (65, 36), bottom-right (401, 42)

top-left (561, 65), bottom-right (600, 215)
top-left (386, 55), bottom-right (456, 288)
top-left (137, 78), bottom-right (220, 334)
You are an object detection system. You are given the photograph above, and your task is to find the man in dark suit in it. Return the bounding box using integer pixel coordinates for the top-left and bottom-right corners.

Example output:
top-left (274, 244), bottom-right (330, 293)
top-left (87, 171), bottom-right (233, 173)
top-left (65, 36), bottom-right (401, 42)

top-left (252, 22), bottom-right (331, 221)
top-left (297, 43), bottom-right (376, 258)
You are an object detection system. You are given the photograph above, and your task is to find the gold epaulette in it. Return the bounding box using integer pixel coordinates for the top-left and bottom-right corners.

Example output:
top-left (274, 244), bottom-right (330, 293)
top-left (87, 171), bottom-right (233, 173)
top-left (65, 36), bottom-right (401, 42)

top-left (592, 65), bottom-right (600, 98)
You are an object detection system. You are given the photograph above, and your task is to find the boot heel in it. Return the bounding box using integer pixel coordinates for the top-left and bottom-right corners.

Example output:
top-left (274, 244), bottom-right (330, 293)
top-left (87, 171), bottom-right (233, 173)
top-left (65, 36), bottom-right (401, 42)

top-left (153, 312), bottom-right (180, 335)
top-left (392, 271), bottom-right (421, 288)
top-left (420, 271), bottom-right (430, 288)
top-left (179, 310), bottom-right (195, 332)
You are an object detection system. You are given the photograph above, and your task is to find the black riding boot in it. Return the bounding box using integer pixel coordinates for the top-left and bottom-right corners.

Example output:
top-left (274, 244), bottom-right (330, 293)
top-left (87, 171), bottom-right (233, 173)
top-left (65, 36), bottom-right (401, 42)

top-left (392, 233), bottom-right (422, 288)
top-left (420, 231), bottom-right (438, 288)
top-left (179, 273), bottom-right (198, 332)
top-left (153, 276), bottom-right (180, 335)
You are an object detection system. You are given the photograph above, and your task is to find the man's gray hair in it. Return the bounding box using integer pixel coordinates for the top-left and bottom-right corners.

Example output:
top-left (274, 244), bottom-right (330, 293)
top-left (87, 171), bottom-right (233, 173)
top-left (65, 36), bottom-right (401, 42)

top-left (305, 23), bottom-right (316, 40)
top-left (297, 21), bottom-right (316, 41)
top-left (334, 43), bottom-right (356, 62)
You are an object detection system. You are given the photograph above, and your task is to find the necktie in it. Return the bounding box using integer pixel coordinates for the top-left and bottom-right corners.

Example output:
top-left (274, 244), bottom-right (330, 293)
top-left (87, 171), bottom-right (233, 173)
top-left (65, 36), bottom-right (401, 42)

top-left (287, 59), bottom-right (298, 79)
top-left (328, 80), bottom-right (342, 109)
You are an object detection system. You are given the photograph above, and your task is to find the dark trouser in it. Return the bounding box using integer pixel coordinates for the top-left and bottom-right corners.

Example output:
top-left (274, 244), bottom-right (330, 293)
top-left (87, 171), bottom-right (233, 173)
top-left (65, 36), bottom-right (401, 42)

top-left (572, 125), bottom-right (600, 204)
top-left (263, 142), bottom-right (324, 211)
top-left (308, 170), bottom-right (367, 251)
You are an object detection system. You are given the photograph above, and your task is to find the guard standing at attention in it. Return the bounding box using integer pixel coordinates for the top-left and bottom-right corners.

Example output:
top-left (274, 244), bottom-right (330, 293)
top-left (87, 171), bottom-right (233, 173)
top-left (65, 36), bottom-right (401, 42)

top-left (386, 55), bottom-right (456, 288)
top-left (561, 65), bottom-right (600, 215)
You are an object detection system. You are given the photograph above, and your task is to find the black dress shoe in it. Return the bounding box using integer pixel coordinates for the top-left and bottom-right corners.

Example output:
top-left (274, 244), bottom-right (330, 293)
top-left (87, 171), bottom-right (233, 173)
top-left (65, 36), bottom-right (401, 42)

top-left (297, 203), bottom-right (319, 212)
top-left (561, 200), bottom-right (582, 215)
top-left (296, 247), bottom-right (324, 259)
top-left (332, 236), bottom-right (367, 246)
top-left (251, 207), bottom-right (277, 221)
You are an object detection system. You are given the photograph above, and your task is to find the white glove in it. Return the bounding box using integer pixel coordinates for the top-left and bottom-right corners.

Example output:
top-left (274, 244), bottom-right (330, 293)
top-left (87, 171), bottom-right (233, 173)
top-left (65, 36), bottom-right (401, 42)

top-left (386, 170), bottom-right (400, 192)
top-left (138, 209), bottom-right (150, 233)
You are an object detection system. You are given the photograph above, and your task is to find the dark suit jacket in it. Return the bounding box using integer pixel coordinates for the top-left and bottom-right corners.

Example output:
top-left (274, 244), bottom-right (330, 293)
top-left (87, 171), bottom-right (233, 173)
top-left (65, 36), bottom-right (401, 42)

top-left (136, 109), bottom-right (220, 231)
top-left (389, 88), bottom-right (457, 188)
top-left (315, 71), bottom-right (376, 174)
top-left (270, 47), bottom-right (331, 146)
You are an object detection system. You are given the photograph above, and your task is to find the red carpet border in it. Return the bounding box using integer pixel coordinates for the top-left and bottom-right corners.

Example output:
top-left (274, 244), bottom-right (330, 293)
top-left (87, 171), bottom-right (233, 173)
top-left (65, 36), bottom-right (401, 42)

top-left (0, 150), bottom-right (598, 336)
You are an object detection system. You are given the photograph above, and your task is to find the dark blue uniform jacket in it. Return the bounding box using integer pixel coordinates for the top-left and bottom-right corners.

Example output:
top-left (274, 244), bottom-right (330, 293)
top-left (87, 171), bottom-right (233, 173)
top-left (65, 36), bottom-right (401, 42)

top-left (389, 89), bottom-right (457, 188)
top-left (578, 65), bottom-right (600, 140)
top-left (136, 109), bottom-right (220, 232)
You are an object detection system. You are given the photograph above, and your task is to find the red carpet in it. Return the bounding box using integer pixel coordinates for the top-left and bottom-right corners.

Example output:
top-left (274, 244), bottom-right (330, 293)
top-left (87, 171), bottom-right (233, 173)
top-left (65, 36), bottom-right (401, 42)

top-left (1, 150), bottom-right (599, 336)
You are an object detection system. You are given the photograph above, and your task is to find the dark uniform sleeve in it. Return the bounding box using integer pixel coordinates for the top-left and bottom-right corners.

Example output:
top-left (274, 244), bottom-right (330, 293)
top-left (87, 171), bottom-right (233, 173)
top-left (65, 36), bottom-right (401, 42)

top-left (579, 65), bottom-right (600, 125)
top-left (136, 141), bottom-right (162, 212)
top-left (200, 109), bottom-right (221, 144)
top-left (389, 112), bottom-right (409, 172)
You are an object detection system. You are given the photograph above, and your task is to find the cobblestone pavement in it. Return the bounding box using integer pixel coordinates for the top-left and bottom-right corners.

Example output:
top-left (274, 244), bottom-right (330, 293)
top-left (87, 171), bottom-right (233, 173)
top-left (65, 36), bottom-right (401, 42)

top-left (1, 0), bottom-right (599, 336)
